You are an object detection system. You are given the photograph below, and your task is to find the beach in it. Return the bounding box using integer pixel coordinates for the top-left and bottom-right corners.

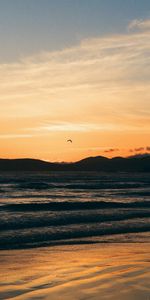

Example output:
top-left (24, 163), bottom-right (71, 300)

top-left (0, 243), bottom-right (150, 300)
top-left (0, 171), bottom-right (149, 299)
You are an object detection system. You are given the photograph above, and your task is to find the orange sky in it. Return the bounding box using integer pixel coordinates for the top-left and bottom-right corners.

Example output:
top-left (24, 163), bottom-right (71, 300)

top-left (0, 19), bottom-right (150, 162)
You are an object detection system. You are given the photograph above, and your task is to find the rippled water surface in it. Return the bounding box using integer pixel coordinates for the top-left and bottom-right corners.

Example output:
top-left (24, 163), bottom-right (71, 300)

top-left (0, 172), bottom-right (150, 249)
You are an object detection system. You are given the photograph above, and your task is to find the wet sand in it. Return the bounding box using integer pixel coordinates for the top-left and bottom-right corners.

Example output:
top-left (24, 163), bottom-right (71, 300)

top-left (0, 243), bottom-right (150, 300)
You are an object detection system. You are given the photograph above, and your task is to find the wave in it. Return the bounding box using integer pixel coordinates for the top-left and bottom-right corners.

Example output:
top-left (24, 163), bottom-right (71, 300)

top-left (0, 177), bottom-right (150, 190)
top-left (11, 181), bottom-right (150, 190)
top-left (0, 172), bottom-right (149, 250)
top-left (0, 218), bottom-right (149, 250)
top-left (1, 200), bottom-right (150, 211)
top-left (0, 210), bottom-right (149, 231)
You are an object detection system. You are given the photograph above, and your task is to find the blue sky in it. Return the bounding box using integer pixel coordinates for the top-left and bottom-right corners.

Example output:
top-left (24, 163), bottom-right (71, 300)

top-left (0, 0), bottom-right (150, 62)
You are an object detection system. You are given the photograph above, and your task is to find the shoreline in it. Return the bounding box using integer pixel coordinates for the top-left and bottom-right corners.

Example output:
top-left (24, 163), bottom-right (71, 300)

top-left (1, 231), bottom-right (150, 251)
top-left (0, 243), bottom-right (150, 300)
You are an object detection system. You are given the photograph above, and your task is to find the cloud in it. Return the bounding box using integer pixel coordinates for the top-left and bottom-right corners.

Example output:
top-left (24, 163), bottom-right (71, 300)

top-left (146, 146), bottom-right (150, 151)
top-left (30, 122), bottom-right (116, 133)
top-left (130, 147), bottom-right (146, 152)
top-left (0, 134), bottom-right (33, 139)
top-left (27, 121), bottom-right (145, 134)
top-left (0, 18), bottom-right (150, 137)
top-left (104, 148), bottom-right (119, 153)
top-left (134, 147), bottom-right (145, 152)
top-left (128, 18), bottom-right (150, 31)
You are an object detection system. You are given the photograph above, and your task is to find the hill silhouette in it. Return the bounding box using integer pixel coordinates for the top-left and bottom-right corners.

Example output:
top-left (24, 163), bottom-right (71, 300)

top-left (0, 155), bottom-right (150, 172)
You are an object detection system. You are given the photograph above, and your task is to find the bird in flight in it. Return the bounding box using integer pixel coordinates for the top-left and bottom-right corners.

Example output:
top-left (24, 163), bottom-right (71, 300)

top-left (67, 139), bottom-right (72, 143)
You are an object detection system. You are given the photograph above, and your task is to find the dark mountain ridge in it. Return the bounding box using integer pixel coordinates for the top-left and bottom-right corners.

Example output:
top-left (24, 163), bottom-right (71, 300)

top-left (0, 155), bottom-right (150, 172)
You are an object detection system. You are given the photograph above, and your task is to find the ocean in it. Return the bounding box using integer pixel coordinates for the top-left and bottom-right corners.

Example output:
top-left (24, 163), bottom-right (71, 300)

top-left (0, 172), bottom-right (150, 249)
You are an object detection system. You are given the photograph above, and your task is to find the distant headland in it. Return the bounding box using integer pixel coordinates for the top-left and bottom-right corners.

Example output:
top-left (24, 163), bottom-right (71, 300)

top-left (0, 154), bottom-right (150, 172)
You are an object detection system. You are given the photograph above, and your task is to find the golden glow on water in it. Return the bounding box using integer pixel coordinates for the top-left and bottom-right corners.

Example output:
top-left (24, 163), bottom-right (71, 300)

top-left (0, 243), bottom-right (150, 299)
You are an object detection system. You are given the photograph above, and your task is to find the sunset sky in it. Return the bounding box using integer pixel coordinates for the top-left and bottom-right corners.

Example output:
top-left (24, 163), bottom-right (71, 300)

top-left (0, 0), bottom-right (150, 162)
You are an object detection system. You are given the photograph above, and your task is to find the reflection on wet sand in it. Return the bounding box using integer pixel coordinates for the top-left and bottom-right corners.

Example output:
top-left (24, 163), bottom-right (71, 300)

top-left (0, 243), bottom-right (150, 300)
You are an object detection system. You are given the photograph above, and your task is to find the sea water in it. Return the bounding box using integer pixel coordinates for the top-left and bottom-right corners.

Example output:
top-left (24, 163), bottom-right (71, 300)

top-left (0, 172), bottom-right (150, 249)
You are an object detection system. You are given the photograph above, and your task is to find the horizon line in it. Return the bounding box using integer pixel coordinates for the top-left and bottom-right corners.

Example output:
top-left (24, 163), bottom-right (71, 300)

top-left (0, 153), bottom-right (150, 164)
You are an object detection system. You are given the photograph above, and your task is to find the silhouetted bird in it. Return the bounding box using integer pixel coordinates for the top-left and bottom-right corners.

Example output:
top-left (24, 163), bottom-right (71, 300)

top-left (67, 139), bottom-right (72, 143)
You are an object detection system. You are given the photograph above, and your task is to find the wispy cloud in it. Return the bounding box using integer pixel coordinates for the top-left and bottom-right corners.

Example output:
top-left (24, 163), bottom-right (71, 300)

top-left (0, 134), bottom-right (33, 139)
top-left (29, 122), bottom-right (114, 133)
top-left (0, 18), bottom-right (150, 129)
top-left (134, 147), bottom-right (145, 152)
top-left (27, 121), bottom-right (147, 134)
top-left (129, 147), bottom-right (149, 153)
top-left (128, 18), bottom-right (150, 31)
top-left (104, 148), bottom-right (119, 153)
